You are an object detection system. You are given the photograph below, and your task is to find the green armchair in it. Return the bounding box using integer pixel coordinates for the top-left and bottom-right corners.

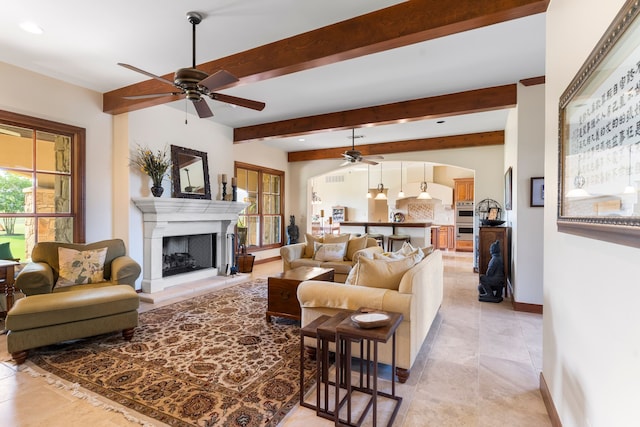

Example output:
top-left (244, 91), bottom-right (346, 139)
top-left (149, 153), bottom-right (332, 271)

top-left (15, 238), bottom-right (140, 296)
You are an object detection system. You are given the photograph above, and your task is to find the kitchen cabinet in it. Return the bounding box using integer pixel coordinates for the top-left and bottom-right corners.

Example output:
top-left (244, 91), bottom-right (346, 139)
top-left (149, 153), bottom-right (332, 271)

top-left (432, 225), bottom-right (454, 250)
top-left (478, 226), bottom-right (511, 297)
top-left (454, 178), bottom-right (474, 202)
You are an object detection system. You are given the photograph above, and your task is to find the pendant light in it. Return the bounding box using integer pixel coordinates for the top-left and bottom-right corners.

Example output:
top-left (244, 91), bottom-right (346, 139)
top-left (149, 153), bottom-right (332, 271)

top-left (397, 161), bottom-right (405, 198)
top-left (375, 163), bottom-right (387, 200)
top-left (311, 180), bottom-right (322, 204)
top-left (417, 163), bottom-right (432, 199)
top-left (366, 165), bottom-right (372, 198)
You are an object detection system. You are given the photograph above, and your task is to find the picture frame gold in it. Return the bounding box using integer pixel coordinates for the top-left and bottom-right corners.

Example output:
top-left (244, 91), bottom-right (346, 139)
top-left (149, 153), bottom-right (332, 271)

top-left (557, 0), bottom-right (640, 248)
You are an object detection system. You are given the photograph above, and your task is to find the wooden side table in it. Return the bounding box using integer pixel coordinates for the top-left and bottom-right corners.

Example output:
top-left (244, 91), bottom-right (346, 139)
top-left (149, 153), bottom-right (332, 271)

top-left (266, 266), bottom-right (334, 322)
top-left (0, 260), bottom-right (19, 318)
top-left (335, 311), bottom-right (404, 427)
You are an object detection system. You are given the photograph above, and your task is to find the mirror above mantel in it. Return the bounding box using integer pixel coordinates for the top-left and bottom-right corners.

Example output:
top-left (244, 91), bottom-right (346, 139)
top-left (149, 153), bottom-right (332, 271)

top-left (171, 145), bottom-right (211, 199)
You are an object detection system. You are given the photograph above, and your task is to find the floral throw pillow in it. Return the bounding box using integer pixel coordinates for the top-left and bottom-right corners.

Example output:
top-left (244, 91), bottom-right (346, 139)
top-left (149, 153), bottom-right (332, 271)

top-left (56, 247), bottom-right (108, 288)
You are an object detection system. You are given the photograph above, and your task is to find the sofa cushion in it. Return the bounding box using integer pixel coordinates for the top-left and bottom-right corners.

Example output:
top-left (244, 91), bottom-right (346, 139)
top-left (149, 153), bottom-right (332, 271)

top-left (346, 235), bottom-right (368, 261)
top-left (317, 260), bottom-right (353, 276)
top-left (291, 258), bottom-right (323, 269)
top-left (349, 255), bottom-right (419, 290)
top-left (56, 247), bottom-right (108, 288)
top-left (313, 241), bottom-right (347, 261)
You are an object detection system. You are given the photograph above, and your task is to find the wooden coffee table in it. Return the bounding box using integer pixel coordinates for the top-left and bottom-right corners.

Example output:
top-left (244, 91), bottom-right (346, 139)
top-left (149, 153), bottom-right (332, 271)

top-left (266, 266), bottom-right (334, 322)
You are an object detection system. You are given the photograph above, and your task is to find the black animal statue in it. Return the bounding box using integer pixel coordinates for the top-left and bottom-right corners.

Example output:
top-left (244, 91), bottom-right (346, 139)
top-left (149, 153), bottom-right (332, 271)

top-left (287, 215), bottom-right (299, 244)
top-left (478, 240), bottom-right (505, 303)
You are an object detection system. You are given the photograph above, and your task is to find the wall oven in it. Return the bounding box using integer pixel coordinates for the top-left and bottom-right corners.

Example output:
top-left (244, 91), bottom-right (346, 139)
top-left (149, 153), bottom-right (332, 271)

top-left (455, 224), bottom-right (474, 241)
top-left (455, 201), bottom-right (474, 224)
top-left (455, 201), bottom-right (474, 241)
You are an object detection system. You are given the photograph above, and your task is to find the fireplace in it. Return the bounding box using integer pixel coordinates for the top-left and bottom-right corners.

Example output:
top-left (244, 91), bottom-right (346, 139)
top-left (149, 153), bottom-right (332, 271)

top-left (133, 198), bottom-right (248, 293)
top-left (163, 233), bottom-right (216, 277)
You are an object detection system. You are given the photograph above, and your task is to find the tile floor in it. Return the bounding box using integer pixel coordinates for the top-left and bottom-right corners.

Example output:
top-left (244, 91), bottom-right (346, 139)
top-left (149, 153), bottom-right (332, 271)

top-left (0, 251), bottom-right (550, 426)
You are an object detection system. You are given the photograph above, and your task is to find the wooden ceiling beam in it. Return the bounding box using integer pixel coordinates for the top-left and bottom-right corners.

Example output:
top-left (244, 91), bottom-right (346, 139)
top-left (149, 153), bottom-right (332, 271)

top-left (103, 0), bottom-right (548, 115)
top-left (235, 84), bottom-right (517, 143)
top-left (288, 131), bottom-right (505, 162)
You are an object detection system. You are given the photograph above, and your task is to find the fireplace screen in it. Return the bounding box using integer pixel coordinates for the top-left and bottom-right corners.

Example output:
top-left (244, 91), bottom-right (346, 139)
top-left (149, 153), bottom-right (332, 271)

top-left (162, 233), bottom-right (216, 277)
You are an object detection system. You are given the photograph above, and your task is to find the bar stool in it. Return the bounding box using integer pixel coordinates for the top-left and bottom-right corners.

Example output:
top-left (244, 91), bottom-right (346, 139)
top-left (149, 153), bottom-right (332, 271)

top-left (367, 233), bottom-right (384, 247)
top-left (387, 234), bottom-right (411, 252)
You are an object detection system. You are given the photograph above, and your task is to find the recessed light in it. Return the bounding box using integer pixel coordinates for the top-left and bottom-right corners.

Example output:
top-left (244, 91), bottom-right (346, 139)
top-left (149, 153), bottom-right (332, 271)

top-left (19, 21), bottom-right (44, 35)
top-left (298, 138), bottom-right (305, 142)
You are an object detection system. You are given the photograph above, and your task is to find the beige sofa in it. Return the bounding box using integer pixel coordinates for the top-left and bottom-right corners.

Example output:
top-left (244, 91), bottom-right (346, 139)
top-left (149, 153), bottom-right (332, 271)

top-left (297, 249), bottom-right (443, 383)
top-left (280, 235), bottom-right (382, 283)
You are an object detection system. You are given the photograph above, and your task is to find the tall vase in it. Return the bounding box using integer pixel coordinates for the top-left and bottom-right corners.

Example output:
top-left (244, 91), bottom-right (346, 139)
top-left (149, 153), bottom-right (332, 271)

top-left (151, 185), bottom-right (164, 197)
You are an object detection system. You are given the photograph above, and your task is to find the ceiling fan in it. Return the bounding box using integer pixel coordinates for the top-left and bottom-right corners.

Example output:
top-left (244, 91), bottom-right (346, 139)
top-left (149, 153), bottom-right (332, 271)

top-left (118, 11), bottom-right (265, 119)
top-left (340, 129), bottom-right (384, 166)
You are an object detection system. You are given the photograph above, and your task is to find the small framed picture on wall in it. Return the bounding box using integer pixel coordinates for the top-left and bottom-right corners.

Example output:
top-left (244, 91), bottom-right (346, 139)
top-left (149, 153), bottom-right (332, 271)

top-left (530, 177), bottom-right (544, 207)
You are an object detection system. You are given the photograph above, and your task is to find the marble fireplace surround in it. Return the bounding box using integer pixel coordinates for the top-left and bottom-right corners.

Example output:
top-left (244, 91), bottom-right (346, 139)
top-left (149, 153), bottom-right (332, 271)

top-left (133, 198), bottom-right (248, 293)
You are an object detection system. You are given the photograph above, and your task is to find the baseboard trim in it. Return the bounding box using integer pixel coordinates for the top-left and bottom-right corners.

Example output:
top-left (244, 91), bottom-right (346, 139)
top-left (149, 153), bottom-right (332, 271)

top-left (254, 255), bottom-right (281, 265)
top-left (540, 372), bottom-right (562, 426)
top-left (512, 300), bottom-right (543, 314)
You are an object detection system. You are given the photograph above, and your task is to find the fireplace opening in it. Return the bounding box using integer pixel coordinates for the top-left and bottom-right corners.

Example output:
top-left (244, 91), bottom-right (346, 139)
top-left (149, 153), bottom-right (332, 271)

top-left (162, 233), bottom-right (216, 277)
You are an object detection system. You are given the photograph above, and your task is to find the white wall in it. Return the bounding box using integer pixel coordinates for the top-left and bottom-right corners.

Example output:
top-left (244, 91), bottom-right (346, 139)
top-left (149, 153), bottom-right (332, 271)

top-left (0, 62), bottom-right (113, 243)
top-left (545, 1), bottom-right (640, 425)
top-left (511, 83), bottom-right (546, 305)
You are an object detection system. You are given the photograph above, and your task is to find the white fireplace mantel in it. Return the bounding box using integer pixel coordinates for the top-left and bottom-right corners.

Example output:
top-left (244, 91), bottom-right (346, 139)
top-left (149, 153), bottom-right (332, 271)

top-left (133, 198), bottom-right (248, 293)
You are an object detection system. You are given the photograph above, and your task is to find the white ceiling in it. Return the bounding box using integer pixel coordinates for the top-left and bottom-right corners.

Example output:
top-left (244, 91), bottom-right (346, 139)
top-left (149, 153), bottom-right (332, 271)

top-left (0, 1), bottom-right (546, 153)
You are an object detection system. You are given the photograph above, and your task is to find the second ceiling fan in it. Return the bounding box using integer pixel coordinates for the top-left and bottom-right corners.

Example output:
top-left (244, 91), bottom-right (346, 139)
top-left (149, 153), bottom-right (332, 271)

top-left (118, 11), bottom-right (265, 119)
top-left (340, 129), bottom-right (384, 166)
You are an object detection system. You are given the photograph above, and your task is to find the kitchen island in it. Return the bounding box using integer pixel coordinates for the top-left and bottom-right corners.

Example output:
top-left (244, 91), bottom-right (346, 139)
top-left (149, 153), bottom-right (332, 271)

top-left (340, 221), bottom-right (433, 249)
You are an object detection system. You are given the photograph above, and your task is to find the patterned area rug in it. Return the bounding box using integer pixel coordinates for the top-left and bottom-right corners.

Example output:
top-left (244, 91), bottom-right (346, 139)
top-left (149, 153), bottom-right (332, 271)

top-left (29, 280), bottom-right (315, 427)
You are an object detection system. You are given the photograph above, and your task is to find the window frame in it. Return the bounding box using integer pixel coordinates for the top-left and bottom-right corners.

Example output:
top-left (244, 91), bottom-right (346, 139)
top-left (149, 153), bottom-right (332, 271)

top-left (234, 161), bottom-right (284, 251)
top-left (0, 109), bottom-right (86, 243)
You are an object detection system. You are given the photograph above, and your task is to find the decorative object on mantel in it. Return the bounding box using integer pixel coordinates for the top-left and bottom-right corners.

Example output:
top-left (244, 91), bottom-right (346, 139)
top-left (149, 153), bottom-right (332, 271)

top-left (170, 145), bottom-right (211, 200)
top-left (221, 174), bottom-right (228, 200)
top-left (231, 176), bottom-right (237, 201)
top-left (130, 144), bottom-right (171, 197)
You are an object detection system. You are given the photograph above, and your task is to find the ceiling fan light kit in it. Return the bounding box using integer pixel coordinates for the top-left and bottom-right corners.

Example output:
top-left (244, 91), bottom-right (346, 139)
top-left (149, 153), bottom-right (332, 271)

top-left (118, 11), bottom-right (265, 119)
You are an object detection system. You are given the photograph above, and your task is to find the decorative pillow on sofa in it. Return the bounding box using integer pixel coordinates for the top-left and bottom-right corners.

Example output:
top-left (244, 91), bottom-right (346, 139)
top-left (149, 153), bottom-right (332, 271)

top-left (313, 241), bottom-right (348, 261)
top-left (346, 235), bottom-right (368, 260)
top-left (56, 247), bottom-right (108, 288)
top-left (305, 233), bottom-right (350, 258)
top-left (347, 255), bottom-right (418, 290)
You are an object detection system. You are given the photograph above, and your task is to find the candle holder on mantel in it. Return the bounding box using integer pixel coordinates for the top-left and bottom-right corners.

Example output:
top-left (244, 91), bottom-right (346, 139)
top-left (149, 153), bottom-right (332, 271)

top-left (222, 182), bottom-right (227, 200)
top-left (232, 185), bottom-right (237, 202)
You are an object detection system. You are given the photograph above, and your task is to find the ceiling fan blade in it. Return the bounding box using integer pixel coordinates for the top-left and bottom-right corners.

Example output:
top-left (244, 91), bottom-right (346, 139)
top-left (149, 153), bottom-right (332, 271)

top-left (210, 93), bottom-right (266, 111)
top-left (199, 70), bottom-right (239, 91)
top-left (361, 158), bottom-right (379, 165)
top-left (363, 155), bottom-right (384, 160)
top-left (192, 99), bottom-right (214, 118)
top-left (339, 160), bottom-right (352, 167)
top-left (123, 92), bottom-right (183, 100)
top-left (118, 63), bottom-right (175, 87)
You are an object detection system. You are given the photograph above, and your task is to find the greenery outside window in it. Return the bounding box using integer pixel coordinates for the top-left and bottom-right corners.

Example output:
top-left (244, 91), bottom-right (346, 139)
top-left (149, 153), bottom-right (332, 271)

top-left (0, 110), bottom-right (85, 261)
top-left (235, 162), bottom-right (284, 251)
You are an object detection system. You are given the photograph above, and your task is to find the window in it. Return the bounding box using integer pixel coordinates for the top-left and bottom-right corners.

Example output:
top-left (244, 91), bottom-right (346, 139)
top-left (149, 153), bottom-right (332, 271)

top-left (0, 110), bottom-right (85, 261)
top-left (235, 162), bottom-right (284, 251)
